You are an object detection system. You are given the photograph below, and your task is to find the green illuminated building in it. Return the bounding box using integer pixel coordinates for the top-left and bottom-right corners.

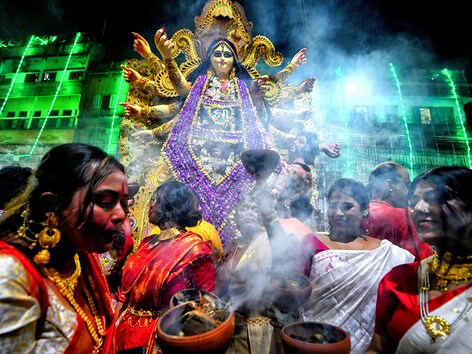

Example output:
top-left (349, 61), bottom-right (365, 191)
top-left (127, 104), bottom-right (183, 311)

top-left (0, 32), bottom-right (127, 168)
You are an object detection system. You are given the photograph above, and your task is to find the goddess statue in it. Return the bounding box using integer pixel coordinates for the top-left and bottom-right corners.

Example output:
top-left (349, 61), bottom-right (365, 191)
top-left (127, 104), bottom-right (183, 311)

top-left (118, 0), bottom-right (328, 248)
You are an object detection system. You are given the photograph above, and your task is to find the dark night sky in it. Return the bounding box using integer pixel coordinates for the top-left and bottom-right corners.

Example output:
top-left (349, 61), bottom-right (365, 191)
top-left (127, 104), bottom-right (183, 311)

top-left (1, 0), bottom-right (471, 76)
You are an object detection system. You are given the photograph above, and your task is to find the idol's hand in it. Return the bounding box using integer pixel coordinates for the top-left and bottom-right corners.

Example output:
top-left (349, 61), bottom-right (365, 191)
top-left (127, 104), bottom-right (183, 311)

top-left (299, 78), bottom-right (316, 93)
top-left (121, 65), bottom-right (141, 83)
top-left (250, 75), bottom-right (270, 97)
top-left (290, 48), bottom-right (307, 69)
top-left (320, 143), bottom-right (341, 158)
top-left (120, 102), bottom-right (142, 117)
top-left (154, 27), bottom-right (174, 61)
top-left (132, 129), bottom-right (154, 142)
top-left (132, 32), bottom-right (151, 59)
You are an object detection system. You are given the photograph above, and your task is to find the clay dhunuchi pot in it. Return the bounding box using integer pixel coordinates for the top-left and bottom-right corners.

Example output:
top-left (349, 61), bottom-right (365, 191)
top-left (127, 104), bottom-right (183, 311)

top-left (156, 301), bottom-right (235, 354)
top-left (271, 271), bottom-right (313, 312)
top-left (169, 288), bottom-right (221, 309)
top-left (280, 322), bottom-right (351, 354)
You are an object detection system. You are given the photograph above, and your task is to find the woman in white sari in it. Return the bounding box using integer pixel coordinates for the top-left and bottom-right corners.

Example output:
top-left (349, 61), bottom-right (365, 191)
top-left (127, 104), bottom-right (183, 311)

top-left (303, 178), bottom-right (414, 354)
top-left (366, 166), bottom-right (472, 354)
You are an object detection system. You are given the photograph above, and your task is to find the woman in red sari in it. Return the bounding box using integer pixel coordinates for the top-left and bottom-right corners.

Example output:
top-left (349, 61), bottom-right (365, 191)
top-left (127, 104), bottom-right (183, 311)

top-left (366, 166), bottom-right (472, 353)
top-left (115, 181), bottom-right (216, 353)
top-left (0, 143), bottom-right (127, 353)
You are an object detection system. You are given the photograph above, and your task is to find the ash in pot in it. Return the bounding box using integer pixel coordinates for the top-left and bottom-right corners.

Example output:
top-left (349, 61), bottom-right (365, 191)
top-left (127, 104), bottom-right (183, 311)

top-left (165, 296), bottom-right (229, 336)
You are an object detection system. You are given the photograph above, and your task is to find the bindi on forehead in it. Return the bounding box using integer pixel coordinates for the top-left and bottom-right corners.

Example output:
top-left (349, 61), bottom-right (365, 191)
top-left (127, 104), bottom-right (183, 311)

top-left (120, 181), bottom-right (127, 195)
top-left (214, 45), bottom-right (232, 54)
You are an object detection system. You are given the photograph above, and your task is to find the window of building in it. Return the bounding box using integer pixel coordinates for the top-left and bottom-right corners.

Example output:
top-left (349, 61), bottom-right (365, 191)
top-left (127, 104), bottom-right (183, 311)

top-left (25, 73), bottom-right (40, 82)
top-left (101, 95), bottom-right (111, 110)
top-left (420, 108), bottom-right (432, 124)
top-left (59, 118), bottom-right (75, 128)
top-left (19, 111), bottom-right (28, 117)
top-left (92, 95), bottom-right (102, 109)
top-left (384, 105), bottom-right (399, 123)
top-left (7, 111), bottom-right (15, 117)
top-left (49, 110), bottom-right (59, 116)
top-left (1, 120), bottom-right (14, 129)
top-left (0, 75), bottom-right (11, 84)
top-left (69, 71), bottom-right (84, 80)
top-left (34, 110), bottom-right (41, 117)
top-left (30, 119), bottom-right (44, 129)
top-left (17, 119), bottom-right (27, 129)
top-left (63, 109), bottom-right (72, 116)
top-left (42, 72), bottom-right (57, 81)
top-left (45, 118), bottom-right (58, 129)
top-left (434, 107), bottom-right (454, 124)
top-left (350, 106), bottom-right (370, 127)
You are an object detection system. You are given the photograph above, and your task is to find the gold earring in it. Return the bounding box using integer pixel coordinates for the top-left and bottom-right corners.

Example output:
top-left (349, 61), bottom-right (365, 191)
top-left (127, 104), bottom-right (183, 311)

top-left (34, 212), bottom-right (61, 265)
top-left (230, 67), bottom-right (236, 79)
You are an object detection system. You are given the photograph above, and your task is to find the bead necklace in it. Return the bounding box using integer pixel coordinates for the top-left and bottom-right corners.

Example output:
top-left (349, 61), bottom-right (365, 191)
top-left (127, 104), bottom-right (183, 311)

top-left (41, 255), bottom-right (105, 353)
top-left (420, 261), bottom-right (472, 342)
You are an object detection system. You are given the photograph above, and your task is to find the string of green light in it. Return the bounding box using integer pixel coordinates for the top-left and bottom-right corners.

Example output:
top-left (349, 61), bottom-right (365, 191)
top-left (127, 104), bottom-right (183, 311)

top-left (442, 68), bottom-right (472, 168)
top-left (0, 36), bottom-right (35, 115)
top-left (107, 68), bottom-right (126, 154)
top-left (26, 32), bottom-right (82, 155)
top-left (389, 63), bottom-right (414, 176)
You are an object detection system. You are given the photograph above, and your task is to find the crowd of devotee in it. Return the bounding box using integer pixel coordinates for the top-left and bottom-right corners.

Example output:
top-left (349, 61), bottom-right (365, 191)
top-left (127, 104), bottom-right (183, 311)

top-left (1, 1), bottom-right (472, 353)
top-left (2, 143), bottom-right (472, 354)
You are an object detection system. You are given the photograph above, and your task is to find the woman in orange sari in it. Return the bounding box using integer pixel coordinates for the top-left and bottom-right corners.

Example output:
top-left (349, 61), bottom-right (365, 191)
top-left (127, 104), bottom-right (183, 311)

top-left (0, 143), bottom-right (127, 353)
top-left (115, 181), bottom-right (216, 353)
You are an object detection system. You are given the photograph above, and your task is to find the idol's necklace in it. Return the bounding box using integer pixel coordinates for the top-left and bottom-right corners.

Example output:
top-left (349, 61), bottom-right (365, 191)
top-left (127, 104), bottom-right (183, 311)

top-left (419, 261), bottom-right (472, 342)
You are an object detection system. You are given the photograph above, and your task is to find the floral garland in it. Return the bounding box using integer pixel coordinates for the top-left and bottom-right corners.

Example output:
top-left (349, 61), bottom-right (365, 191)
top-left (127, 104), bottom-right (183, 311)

top-left (204, 76), bottom-right (237, 101)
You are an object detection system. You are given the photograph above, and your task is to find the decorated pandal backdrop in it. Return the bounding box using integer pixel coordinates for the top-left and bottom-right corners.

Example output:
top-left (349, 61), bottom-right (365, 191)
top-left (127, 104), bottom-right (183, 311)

top-left (118, 0), bottom-right (472, 248)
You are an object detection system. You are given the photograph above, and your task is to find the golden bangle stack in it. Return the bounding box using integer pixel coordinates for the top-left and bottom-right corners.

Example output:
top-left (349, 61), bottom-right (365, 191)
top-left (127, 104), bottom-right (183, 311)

top-left (284, 63), bottom-right (296, 75)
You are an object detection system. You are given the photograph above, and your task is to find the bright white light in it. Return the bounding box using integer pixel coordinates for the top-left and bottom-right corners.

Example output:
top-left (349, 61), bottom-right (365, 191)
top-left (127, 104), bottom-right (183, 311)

top-left (343, 75), bottom-right (373, 98)
top-left (344, 82), bottom-right (359, 95)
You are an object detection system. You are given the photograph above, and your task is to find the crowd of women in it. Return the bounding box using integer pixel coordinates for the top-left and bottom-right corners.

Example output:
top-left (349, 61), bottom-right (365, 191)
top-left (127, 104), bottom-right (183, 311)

top-left (1, 141), bottom-right (471, 354)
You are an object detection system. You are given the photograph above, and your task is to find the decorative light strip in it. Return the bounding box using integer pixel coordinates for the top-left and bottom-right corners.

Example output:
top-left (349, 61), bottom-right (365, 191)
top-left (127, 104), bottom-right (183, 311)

top-left (442, 68), bottom-right (472, 168)
top-left (107, 68), bottom-right (126, 154)
top-left (27, 32), bottom-right (82, 155)
top-left (389, 63), bottom-right (414, 175)
top-left (0, 35), bottom-right (35, 115)
top-left (336, 66), bottom-right (352, 177)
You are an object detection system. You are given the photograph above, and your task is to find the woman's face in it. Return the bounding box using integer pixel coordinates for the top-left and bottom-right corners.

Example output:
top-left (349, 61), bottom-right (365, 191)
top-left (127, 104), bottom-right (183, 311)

top-left (409, 180), bottom-right (444, 244)
top-left (328, 189), bottom-right (364, 238)
top-left (148, 192), bottom-right (161, 226)
top-left (62, 169), bottom-right (128, 254)
top-left (210, 43), bottom-right (234, 78)
top-left (235, 197), bottom-right (263, 238)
